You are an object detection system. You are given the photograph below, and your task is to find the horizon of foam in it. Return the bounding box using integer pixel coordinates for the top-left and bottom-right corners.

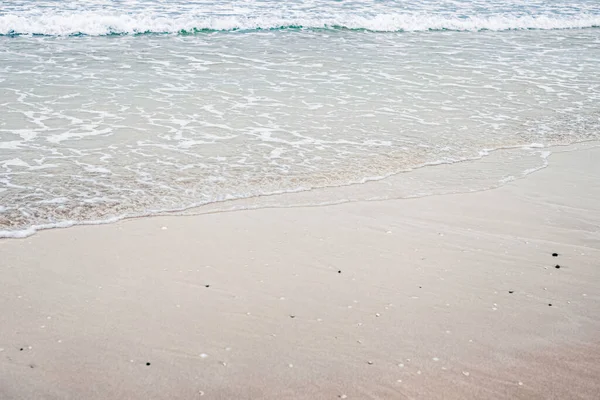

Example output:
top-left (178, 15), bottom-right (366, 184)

top-left (1, 12), bottom-right (600, 36)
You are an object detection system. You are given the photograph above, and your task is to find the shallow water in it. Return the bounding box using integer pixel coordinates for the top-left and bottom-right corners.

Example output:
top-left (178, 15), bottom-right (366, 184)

top-left (1, 1), bottom-right (600, 237)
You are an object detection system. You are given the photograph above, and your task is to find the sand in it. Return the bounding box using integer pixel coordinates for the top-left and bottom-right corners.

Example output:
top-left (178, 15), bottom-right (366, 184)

top-left (1, 143), bottom-right (599, 400)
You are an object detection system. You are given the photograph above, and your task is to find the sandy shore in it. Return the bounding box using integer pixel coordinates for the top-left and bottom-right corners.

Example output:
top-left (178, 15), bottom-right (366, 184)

top-left (1, 144), bottom-right (599, 400)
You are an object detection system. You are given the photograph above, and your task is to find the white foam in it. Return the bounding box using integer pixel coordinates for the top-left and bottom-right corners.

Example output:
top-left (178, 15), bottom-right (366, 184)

top-left (0, 12), bottom-right (599, 36)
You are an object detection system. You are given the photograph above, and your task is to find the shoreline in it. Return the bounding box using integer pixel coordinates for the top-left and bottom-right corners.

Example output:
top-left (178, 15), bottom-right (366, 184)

top-left (3, 141), bottom-right (595, 240)
top-left (1, 143), bottom-right (599, 399)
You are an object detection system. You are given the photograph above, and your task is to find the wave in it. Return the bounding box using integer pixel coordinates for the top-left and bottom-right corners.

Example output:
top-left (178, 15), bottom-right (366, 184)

top-left (1, 12), bottom-right (599, 36)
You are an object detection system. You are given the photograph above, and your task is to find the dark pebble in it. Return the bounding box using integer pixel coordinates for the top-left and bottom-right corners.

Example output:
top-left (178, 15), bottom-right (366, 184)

top-left (509, 291), bottom-right (514, 294)
top-left (555, 265), bottom-right (561, 269)
top-left (338, 270), bottom-right (341, 274)
top-left (290, 315), bottom-right (295, 319)
top-left (548, 304), bottom-right (552, 307)
top-left (146, 362), bottom-right (151, 366)
top-left (19, 348), bottom-right (23, 351)
top-left (205, 285), bottom-right (210, 288)
top-left (552, 253), bottom-right (558, 257)
top-left (419, 286), bottom-right (422, 289)
top-left (29, 364), bottom-right (35, 369)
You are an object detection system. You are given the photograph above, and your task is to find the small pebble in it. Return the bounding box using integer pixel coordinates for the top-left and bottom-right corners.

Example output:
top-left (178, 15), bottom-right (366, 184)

top-left (340, 395), bottom-right (348, 399)
top-left (463, 371), bottom-right (470, 376)
top-left (432, 357), bottom-right (439, 361)
top-left (367, 361), bottom-right (373, 365)
top-left (146, 362), bottom-right (151, 366)
top-left (205, 285), bottom-right (210, 288)
top-left (200, 353), bottom-right (208, 358)
top-left (338, 270), bottom-right (341, 274)
top-left (518, 381), bottom-right (523, 386)
top-left (290, 315), bottom-right (295, 319)
top-left (417, 370), bottom-right (422, 375)
top-left (552, 253), bottom-right (558, 257)
top-left (375, 313), bottom-right (381, 317)
top-left (555, 265), bottom-right (561, 269)
top-left (288, 364), bottom-right (293, 368)
top-left (398, 363), bottom-right (404, 367)
top-left (508, 291), bottom-right (514, 294)
top-left (548, 303), bottom-right (552, 307)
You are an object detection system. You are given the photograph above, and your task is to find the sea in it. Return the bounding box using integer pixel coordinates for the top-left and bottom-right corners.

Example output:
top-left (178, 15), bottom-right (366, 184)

top-left (1, 0), bottom-right (599, 238)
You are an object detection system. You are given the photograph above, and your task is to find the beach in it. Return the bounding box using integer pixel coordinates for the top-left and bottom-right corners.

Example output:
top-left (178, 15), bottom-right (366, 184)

top-left (2, 1), bottom-right (600, 398)
top-left (1, 143), bottom-right (599, 399)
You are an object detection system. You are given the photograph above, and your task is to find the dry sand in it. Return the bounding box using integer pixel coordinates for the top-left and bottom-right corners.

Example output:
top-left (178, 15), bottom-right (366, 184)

top-left (1, 144), bottom-right (599, 400)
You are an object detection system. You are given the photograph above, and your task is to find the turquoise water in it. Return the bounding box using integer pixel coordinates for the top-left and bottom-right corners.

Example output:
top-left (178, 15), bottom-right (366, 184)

top-left (1, 1), bottom-right (599, 237)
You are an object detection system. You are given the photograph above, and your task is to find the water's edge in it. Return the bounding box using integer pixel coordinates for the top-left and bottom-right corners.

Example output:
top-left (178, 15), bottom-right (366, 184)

top-left (3, 140), bottom-right (597, 240)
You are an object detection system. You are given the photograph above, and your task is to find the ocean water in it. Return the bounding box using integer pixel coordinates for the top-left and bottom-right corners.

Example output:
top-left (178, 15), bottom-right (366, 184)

top-left (1, 1), bottom-right (599, 238)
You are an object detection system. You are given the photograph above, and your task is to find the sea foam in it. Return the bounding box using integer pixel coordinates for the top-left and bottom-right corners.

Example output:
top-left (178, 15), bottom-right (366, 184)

top-left (1, 12), bottom-right (599, 36)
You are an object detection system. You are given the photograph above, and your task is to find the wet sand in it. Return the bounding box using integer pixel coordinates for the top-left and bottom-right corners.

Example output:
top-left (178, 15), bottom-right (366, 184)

top-left (1, 144), bottom-right (599, 399)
